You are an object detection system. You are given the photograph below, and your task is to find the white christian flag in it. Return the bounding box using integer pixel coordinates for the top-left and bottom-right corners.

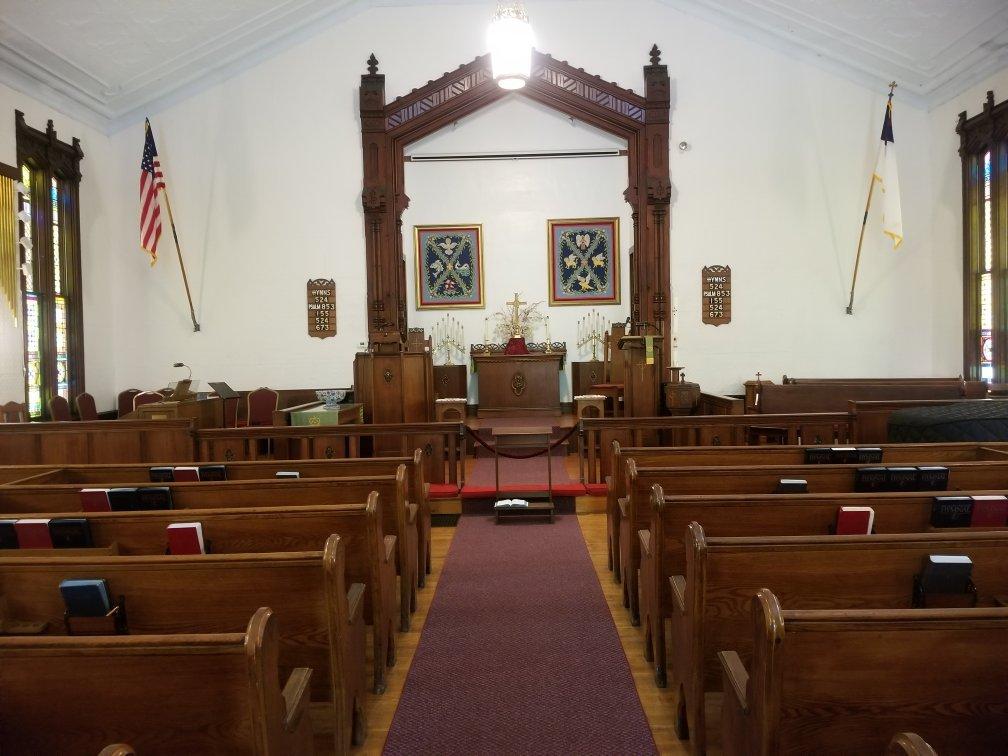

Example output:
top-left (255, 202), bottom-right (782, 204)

top-left (873, 96), bottom-right (903, 249)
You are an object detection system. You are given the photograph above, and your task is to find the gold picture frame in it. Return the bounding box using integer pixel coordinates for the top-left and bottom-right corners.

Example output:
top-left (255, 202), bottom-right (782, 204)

top-left (413, 224), bottom-right (485, 310)
top-left (547, 217), bottom-right (620, 306)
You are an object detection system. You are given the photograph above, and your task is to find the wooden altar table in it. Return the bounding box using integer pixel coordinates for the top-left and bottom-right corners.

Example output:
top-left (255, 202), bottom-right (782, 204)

top-left (472, 351), bottom-right (564, 417)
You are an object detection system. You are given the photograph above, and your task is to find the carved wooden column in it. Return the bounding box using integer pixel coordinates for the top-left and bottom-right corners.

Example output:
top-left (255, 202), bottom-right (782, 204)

top-left (641, 45), bottom-right (672, 341)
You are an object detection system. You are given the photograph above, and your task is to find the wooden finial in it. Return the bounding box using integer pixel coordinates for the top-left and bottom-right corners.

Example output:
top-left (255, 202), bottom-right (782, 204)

top-left (649, 44), bottom-right (661, 66)
top-left (888, 80), bottom-right (897, 96)
top-left (367, 53), bottom-right (379, 75)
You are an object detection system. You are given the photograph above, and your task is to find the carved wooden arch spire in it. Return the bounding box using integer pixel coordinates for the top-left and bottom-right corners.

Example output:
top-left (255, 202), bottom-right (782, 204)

top-left (358, 46), bottom-right (671, 354)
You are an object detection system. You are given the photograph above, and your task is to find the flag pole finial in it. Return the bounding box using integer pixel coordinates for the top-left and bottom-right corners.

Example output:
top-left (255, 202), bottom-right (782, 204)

top-left (888, 81), bottom-right (897, 97)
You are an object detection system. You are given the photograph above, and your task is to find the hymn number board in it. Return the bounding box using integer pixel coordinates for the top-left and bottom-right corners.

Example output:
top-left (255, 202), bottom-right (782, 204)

top-left (701, 265), bottom-right (731, 326)
top-left (307, 278), bottom-right (337, 338)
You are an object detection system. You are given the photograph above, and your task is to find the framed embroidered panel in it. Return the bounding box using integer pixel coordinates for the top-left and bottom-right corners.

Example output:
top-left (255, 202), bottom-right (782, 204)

top-left (414, 224), bottom-right (485, 309)
top-left (548, 218), bottom-right (620, 305)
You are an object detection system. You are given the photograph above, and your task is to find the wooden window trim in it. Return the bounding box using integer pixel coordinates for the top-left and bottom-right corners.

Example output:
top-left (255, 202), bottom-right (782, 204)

top-left (15, 111), bottom-right (84, 418)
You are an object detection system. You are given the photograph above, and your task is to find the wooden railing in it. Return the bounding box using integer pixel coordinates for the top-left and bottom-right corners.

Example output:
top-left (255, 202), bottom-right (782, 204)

top-left (194, 422), bottom-right (466, 486)
top-left (0, 419), bottom-right (195, 464)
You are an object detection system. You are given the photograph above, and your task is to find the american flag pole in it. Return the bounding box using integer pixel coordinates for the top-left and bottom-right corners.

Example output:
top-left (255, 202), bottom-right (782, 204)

top-left (143, 119), bottom-right (199, 332)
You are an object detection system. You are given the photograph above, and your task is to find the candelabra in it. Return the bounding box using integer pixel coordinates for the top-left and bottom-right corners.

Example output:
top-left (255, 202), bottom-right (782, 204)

top-left (432, 315), bottom-right (465, 365)
top-left (577, 309), bottom-right (605, 361)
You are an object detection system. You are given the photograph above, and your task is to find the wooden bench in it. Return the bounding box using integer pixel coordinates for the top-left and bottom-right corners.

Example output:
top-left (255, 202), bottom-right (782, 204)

top-left (0, 470), bottom-right (419, 634)
top-left (605, 441), bottom-right (1008, 580)
top-left (719, 590), bottom-right (1008, 755)
top-left (0, 419), bottom-right (196, 465)
top-left (0, 497), bottom-right (399, 696)
top-left (748, 380), bottom-right (985, 414)
top-left (887, 733), bottom-right (938, 756)
top-left (0, 534), bottom-right (366, 755)
top-left (650, 522), bottom-right (1008, 754)
top-left (0, 607), bottom-right (313, 755)
top-left (2, 451), bottom-right (435, 587)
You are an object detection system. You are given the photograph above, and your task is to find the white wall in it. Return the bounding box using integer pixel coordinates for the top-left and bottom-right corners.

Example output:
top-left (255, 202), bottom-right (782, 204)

top-left (403, 98), bottom-right (631, 402)
top-left (0, 81), bottom-right (119, 410)
top-left (2, 0), bottom-right (995, 404)
top-left (928, 67), bottom-right (1008, 376)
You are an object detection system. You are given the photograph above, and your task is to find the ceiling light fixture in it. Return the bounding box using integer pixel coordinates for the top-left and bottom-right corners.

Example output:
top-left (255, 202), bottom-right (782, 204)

top-left (488, 2), bottom-right (534, 90)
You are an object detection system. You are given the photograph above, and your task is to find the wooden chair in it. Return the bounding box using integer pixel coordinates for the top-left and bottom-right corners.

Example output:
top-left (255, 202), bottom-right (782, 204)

top-left (0, 401), bottom-right (28, 423)
top-left (0, 607), bottom-right (313, 755)
top-left (116, 389), bottom-right (140, 417)
top-left (132, 391), bottom-right (162, 411)
top-left (74, 391), bottom-right (99, 421)
top-left (47, 394), bottom-right (71, 421)
top-left (221, 394), bottom-right (239, 428)
top-left (247, 387), bottom-right (280, 427)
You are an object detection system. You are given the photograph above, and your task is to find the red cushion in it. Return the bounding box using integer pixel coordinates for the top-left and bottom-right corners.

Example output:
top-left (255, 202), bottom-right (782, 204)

top-left (459, 486), bottom-right (497, 499)
top-left (428, 483), bottom-right (460, 499)
top-left (550, 483), bottom-right (588, 497)
top-left (585, 483), bottom-right (609, 497)
top-left (459, 483), bottom-right (587, 498)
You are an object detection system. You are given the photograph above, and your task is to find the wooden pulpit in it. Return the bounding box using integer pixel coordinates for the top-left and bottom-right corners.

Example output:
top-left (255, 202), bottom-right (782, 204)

top-left (617, 333), bottom-right (664, 417)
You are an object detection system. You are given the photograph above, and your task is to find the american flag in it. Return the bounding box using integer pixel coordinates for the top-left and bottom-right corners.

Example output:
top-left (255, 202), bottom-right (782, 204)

top-left (140, 118), bottom-right (164, 264)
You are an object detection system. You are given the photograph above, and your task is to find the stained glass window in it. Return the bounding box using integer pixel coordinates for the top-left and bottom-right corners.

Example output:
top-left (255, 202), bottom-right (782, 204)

top-left (54, 296), bottom-right (68, 400)
top-left (51, 177), bottom-right (61, 294)
top-left (980, 151), bottom-right (993, 382)
top-left (24, 293), bottom-right (42, 417)
top-left (19, 164), bottom-right (32, 291)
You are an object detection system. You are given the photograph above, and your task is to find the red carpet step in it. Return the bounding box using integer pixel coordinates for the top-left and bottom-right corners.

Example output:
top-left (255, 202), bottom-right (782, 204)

top-left (382, 515), bottom-right (657, 755)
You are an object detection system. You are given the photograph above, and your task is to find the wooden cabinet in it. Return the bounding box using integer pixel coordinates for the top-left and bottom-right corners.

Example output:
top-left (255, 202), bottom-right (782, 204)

top-left (353, 351), bottom-right (434, 425)
top-left (433, 364), bottom-right (467, 400)
top-left (571, 360), bottom-right (605, 397)
top-left (618, 334), bottom-right (663, 418)
top-left (472, 353), bottom-right (563, 417)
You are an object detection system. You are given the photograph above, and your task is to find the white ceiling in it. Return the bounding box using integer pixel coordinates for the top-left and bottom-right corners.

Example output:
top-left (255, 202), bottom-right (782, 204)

top-left (1, 0), bottom-right (1006, 133)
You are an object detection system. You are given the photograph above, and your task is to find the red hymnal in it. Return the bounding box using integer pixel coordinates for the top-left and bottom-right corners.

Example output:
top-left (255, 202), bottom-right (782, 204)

top-left (835, 506), bottom-right (875, 535)
top-left (167, 522), bottom-right (205, 555)
top-left (79, 488), bottom-right (111, 512)
top-left (172, 466), bottom-right (200, 482)
top-left (970, 496), bottom-right (1008, 527)
top-left (15, 519), bottom-right (53, 548)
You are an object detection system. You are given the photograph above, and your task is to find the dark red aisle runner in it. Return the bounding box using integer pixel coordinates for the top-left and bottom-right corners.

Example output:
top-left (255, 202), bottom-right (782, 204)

top-left (383, 515), bottom-right (657, 755)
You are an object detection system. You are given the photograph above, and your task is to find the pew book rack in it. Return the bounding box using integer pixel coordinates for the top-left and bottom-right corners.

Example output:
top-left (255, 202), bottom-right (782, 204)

top-left (64, 595), bottom-right (128, 635)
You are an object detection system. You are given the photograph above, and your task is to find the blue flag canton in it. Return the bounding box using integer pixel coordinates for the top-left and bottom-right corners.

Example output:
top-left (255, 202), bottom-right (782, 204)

top-left (557, 228), bottom-right (612, 297)
top-left (423, 232), bottom-right (477, 301)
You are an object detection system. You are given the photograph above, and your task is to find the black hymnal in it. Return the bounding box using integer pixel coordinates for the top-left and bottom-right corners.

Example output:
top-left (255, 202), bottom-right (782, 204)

top-left (855, 447), bottom-right (883, 464)
top-left (149, 466), bottom-right (174, 483)
top-left (198, 464), bottom-right (227, 481)
top-left (830, 447), bottom-right (858, 464)
top-left (135, 487), bottom-right (173, 510)
top-left (59, 579), bottom-right (112, 617)
top-left (916, 466), bottom-right (949, 491)
top-left (0, 520), bottom-right (17, 549)
top-left (803, 448), bottom-right (833, 464)
top-left (854, 467), bottom-right (888, 492)
top-left (48, 518), bottom-right (93, 548)
top-left (108, 487), bottom-right (139, 511)
top-left (777, 478), bottom-right (807, 493)
top-left (886, 467), bottom-right (919, 492)
top-left (919, 554), bottom-right (973, 594)
top-left (931, 496), bottom-right (973, 527)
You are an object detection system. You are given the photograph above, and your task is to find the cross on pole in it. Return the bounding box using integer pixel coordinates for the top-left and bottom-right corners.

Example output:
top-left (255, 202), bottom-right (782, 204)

top-left (506, 292), bottom-right (526, 337)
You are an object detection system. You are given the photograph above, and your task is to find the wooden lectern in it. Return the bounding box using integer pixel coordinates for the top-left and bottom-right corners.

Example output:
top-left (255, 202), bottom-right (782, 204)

top-left (130, 397), bottom-right (223, 428)
top-left (617, 333), bottom-right (664, 417)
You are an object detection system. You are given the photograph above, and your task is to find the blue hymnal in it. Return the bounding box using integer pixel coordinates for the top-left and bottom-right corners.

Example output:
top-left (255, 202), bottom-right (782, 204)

top-left (59, 579), bottom-right (111, 617)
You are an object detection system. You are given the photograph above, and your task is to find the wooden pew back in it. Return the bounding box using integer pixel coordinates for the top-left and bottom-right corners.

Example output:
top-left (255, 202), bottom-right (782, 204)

top-left (722, 590), bottom-right (1008, 755)
top-left (0, 419), bottom-right (195, 465)
top-left (754, 381), bottom-right (982, 414)
top-left (0, 607), bottom-right (312, 755)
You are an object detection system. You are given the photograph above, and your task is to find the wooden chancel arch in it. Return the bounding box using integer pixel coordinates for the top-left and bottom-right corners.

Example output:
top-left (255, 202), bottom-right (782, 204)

top-left (359, 46), bottom-right (672, 344)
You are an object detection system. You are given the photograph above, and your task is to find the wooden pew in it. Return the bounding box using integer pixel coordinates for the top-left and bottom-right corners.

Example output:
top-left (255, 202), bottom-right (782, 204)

top-left (719, 590), bottom-right (1008, 755)
top-left (0, 419), bottom-right (195, 464)
top-left (605, 441), bottom-right (1008, 579)
top-left (99, 746), bottom-right (136, 756)
top-left (888, 733), bottom-right (938, 756)
top-left (0, 607), bottom-right (313, 755)
top-left (6, 451), bottom-right (435, 589)
top-left (0, 498), bottom-right (398, 695)
top-left (651, 520), bottom-right (1008, 754)
top-left (0, 535), bottom-right (365, 755)
top-left (748, 379), bottom-right (985, 414)
top-left (0, 470), bottom-right (419, 633)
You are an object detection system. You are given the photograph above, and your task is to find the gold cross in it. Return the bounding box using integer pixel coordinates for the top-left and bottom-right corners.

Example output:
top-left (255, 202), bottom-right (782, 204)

top-left (506, 292), bottom-right (526, 337)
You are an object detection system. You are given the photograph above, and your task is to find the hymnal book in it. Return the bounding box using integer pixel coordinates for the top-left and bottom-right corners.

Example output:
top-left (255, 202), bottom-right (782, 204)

top-left (79, 488), bottom-right (111, 512)
top-left (135, 487), bottom-right (173, 510)
top-left (776, 478), bottom-right (807, 493)
top-left (886, 467), bottom-right (919, 491)
top-left (803, 448), bottom-right (833, 464)
top-left (829, 447), bottom-right (858, 464)
top-left (970, 495), bottom-right (1008, 527)
top-left (493, 499), bottom-right (529, 508)
top-left (276, 471), bottom-right (300, 479)
top-left (916, 466), bottom-right (949, 491)
top-left (149, 466), bottom-right (175, 483)
top-left (49, 518), bottom-right (93, 548)
top-left (0, 520), bottom-right (18, 549)
top-left (15, 519), bottom-right (53, 549)
top-left (198, 464), bottom-right (227, 481)
top-left (59, 578), bottom-right (112, 617)
top-left (855, 447), bottom-right (883, 464)
top-left (854, 467), bottom-right (887, 492)
top-left (108, 487), bottom-right (139, 511)
top-left (919, 555), bottom-right (973, 594)
top-left (931, 496), bottom-right (973, 527)
top-left (835, 506), bottom-right (875, 535)
top-left (172, 466), bottom-right (200, 482)
top-left (167, 522), bottom-right (205, 555)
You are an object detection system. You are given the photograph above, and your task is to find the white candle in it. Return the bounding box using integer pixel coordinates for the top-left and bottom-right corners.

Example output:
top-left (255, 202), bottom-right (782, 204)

top-left (484, 316), bottom-right (489, 344)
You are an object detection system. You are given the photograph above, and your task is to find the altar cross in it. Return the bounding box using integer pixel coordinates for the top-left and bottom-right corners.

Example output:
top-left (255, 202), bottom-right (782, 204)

top-left (507, 292), bottom-right (526, 337)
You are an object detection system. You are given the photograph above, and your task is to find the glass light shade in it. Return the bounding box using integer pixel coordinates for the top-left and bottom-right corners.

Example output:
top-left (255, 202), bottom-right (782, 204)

top-left (488, 4), bottom-right (533, 90)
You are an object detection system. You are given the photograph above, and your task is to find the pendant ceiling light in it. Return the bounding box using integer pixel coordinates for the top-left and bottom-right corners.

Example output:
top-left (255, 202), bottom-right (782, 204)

top-left (488, 2), bottom-right (534, 90)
